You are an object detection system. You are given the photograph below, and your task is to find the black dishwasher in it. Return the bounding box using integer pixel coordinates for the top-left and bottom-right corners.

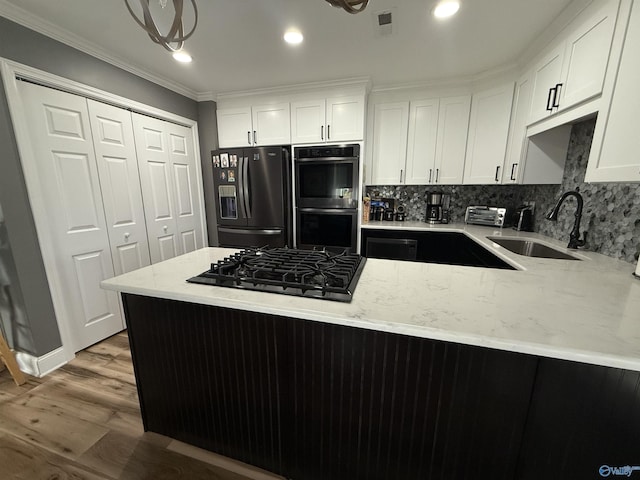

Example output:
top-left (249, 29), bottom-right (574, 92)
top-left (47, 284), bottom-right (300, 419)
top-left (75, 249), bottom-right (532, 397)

top-left (366, 237), bottom-right (418, 261)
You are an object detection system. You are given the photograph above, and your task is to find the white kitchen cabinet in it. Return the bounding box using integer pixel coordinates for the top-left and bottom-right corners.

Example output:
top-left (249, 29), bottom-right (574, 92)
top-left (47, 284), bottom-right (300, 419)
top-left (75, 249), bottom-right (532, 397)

top-left (503, 74), bottom-right (533, 184)
top-left (528, 0), bottom-right (618, 124)
top-left (405, 98), bottom-right (438, 184)
top-left (433, 95), bottom-right (471, 184)
top-left (586, 0), bottom-right (640, 183)
top-left (369, 102), bottom-right (409, 185)
top-left (133, 113), bottom-right (205, 263)
top-left (463, 84), bottom-right (514, 185)
top-left (291, 95), bottom-right (365, 144)
top-left (217, 103), bottom-right (290, 147)
top-left (369, 95), bottom-right (470, 186)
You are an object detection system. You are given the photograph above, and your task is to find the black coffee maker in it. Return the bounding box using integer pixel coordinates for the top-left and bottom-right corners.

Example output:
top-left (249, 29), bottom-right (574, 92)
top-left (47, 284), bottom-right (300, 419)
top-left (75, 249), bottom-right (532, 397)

top-left (425, 192), bottom-right (450, 224)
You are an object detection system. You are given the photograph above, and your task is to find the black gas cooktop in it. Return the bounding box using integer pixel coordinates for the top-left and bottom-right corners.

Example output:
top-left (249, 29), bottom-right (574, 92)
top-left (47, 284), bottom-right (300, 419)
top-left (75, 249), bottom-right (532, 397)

top-left (187, 247), bottom-right (366, 302)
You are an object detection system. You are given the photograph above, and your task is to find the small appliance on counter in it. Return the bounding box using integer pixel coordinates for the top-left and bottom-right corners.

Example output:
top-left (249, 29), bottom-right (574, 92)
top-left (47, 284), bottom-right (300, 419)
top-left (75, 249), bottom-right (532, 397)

top-left (395, 205), bottom-right (406, 222)
top-left (425, 192), bottom-right (450, 224)
top-left (513, 204), bottom-right (534, 231)
top-left (465, 206), bottom-right (513, 227)
top-left (369, 198), bottom-right (395, 221)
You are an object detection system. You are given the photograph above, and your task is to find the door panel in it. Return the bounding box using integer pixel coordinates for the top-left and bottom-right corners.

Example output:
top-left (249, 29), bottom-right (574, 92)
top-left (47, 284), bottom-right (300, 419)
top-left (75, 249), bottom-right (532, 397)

top-left (133, 114), bottom-right (181, 264)
top-left (53, 152), bottom-right (101, 232)
top-left (435, 95), bottom-right (471, 185)
top-left (246, 148), bottom-right (286, 228)
top-left (181, 230), bottom-right (197, 253)
top-left (73, 250), bottom-right (115, 325)
top-left (326, 96), bottom-right (364, 142)
top-left (167, 123), bottom-right (204, 252)
top-left (406, 99), bottom-right (439, 184)
top-left (18, 81), bottom-right (124, 352)
top-left (88, 100), bottom-right (151, 276)
top-left (291, 100), bottom-right (325, 144)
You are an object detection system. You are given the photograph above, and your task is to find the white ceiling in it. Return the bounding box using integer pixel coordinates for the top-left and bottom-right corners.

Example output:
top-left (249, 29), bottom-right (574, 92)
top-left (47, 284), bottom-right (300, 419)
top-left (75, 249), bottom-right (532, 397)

top-left (0, 0), bottom-right (579, 99)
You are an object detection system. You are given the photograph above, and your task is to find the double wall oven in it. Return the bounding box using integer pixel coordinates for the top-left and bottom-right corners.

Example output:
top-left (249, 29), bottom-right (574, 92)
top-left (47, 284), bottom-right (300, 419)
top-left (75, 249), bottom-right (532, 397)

top-left (294, 144), bottom-right (360, 252)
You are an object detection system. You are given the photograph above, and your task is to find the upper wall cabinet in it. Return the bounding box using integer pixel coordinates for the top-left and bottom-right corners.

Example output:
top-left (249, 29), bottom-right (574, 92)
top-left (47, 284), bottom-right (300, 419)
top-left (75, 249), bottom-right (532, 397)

top-left (586, 0), bottom-right (640, 183)
top-left (369, 102), bottom-right (409, 185)
top-left (368, 95), bottom-right (471, 186)
top-left (217, 104), bottom-right (291, 148)
top-left (529, 0), bottom-right (618, 124)
top-left (463, 84), bottom-right (515, 185)
top-left (291, 95), bottom-right (365, 144)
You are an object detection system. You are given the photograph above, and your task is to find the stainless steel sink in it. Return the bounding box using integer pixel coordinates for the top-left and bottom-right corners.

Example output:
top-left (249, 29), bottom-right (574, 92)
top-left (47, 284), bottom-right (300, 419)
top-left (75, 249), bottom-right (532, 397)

top-left (487, 237), bottom-right (581, 260)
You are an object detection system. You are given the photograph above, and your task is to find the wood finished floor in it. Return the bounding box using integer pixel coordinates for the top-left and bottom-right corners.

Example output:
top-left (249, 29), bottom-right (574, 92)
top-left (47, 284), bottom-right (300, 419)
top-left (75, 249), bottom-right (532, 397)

top-left (0, 332), bottom-right (280, 480)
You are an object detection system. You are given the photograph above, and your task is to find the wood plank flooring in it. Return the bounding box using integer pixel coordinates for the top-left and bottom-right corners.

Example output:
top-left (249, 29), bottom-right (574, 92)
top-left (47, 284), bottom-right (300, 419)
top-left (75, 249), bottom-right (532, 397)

top-left (0, 332), bottom-right (282, 480)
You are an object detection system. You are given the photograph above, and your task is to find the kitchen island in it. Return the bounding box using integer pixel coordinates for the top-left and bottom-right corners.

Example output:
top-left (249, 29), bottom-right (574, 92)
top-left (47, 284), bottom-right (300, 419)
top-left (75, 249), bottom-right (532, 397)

top-left (102, 224), bottom-right (640, 480)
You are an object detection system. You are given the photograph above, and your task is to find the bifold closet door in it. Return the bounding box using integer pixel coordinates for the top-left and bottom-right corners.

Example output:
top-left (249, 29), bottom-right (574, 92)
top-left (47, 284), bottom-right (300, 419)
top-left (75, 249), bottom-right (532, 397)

top-left (132, 113), bottom-right (203, 263)
top-left (87, 100), bottom-right (151, 276)
top-left (18, 81), bottom-right (124, 352)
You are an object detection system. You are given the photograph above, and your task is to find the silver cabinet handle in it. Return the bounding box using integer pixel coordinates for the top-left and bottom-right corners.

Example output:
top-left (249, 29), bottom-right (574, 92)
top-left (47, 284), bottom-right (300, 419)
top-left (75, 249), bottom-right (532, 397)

top-left (327, 124), bottom-right (330, 140)
top-left (400, 169), bottom-right (403, 183)
top-left (247, 131), bottom-right (251, 145)
top-left (124, 232), bottom-right (130, 240)
top-left (321, 125), bottom-right (324, 140)
top-left (429, 169), bottom-right (432, 183)
top-left (510, 163), bottom-right (518, 181)
top-left (495, 166), bottom-right (501, 182)
top-left (436, 168), bottom-right (440, 183)
top-left (163, 225), bottom-right (168, 232)
top-left (253, 130), bottom-right (257, 145)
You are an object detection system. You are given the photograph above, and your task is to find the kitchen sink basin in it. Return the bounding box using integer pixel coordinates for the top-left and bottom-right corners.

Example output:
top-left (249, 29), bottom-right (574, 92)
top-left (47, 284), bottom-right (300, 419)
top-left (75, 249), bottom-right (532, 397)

top-left (487, 237), bottom-right (581, 260)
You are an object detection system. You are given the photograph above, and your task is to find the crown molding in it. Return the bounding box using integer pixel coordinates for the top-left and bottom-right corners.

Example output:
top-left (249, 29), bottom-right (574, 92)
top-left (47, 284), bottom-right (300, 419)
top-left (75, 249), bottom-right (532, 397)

top-left (0, 0), bottom-right (199, 100)
top-left (214, 76), bottom-right (372, 102)
top-left (371, 63), bottom-right (520, 94)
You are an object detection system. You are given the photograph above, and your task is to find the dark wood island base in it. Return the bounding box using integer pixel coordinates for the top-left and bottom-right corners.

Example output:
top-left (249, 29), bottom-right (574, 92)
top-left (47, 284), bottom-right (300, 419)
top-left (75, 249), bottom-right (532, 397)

top-left (123, 293), bottom-right (640, 480)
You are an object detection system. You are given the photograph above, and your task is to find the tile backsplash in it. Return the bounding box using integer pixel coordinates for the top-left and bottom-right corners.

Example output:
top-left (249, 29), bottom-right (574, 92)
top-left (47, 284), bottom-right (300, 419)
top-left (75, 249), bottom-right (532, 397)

top-left (366, 118), bottom-right (640, 264)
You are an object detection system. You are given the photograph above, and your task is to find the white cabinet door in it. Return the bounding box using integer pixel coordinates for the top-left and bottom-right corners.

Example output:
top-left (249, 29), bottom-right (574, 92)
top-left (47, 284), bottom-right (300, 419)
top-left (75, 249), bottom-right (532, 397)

top-left (252, 103), bottom-right (291, 146)
top-left (558, 0), bottom-right (617, 112)
top-left (586, 0), bottom-right (640, 183)
top-left (326, 96), bottom-right (365, 142)
top-left (503, 75), bottom-right (533, 184)
top-left (133, 114), bottom-right (181, 263)
top-left (87, 100), bottom-right (151, 275)
top-left (217, 107), bottom-right (252, 148)
top-left (370, 102), bottom-right (409, 185)
top-left (165, 122), bottom-right (205, 255)
top-left (406, 99), bottom-right (439, 185)
top-left (529, 44), bottom-right (565, 124)
top-left (291, 99), bottom-right (326, 144)
top-left (464, 84), bottom-right (514, 184)
top-left (434, 95), bottom-right (471, 185)
top-left (18, 81), bottom-right (124, 352)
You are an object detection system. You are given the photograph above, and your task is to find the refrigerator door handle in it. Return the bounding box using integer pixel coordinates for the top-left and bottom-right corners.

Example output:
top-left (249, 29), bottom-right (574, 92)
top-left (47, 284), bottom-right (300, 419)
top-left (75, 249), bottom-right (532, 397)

top-left (236, 156), bottom-right (247, 219)
top-left (218, 227), bottom-right (282, 235)
top-left (243, 156), bottom-right (252, 218)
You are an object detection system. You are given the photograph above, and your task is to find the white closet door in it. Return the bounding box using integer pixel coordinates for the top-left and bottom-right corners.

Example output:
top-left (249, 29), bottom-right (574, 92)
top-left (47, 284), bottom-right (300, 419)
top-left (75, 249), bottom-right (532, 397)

top-left (132, 113), bottom-right (181, 263)
top-left (165, 122), bottom-right (204, 255)
top-left (87, 100), bottom-right (151, 275)
top-left (18, 81), bottom-right (124, 352)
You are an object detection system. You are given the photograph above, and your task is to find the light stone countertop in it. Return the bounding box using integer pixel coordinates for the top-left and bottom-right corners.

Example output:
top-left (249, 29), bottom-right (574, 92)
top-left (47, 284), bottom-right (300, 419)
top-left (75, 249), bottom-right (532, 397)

top-left (102, 222), bottom-right (640, 371)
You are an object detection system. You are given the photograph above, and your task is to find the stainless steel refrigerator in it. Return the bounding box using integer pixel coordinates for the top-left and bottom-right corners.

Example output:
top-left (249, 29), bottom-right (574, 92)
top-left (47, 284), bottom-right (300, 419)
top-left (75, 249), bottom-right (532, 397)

top-left (211, 146), bottom-right (291, 248)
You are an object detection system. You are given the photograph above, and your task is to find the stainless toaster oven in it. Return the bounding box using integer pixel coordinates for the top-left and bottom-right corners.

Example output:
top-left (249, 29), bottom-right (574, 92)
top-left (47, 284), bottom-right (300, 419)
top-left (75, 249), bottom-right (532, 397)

top-left (465, 206), bottom-right (512, 227)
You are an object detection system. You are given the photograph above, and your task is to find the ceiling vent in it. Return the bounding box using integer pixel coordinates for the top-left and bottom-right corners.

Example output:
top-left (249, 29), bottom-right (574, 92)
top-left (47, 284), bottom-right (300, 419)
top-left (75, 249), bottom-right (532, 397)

top-left (373, 8), bottom-right (397, 37)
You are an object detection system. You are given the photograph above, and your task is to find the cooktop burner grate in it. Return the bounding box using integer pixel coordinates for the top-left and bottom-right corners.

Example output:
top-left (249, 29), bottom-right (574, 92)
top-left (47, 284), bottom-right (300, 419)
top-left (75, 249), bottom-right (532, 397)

top-left (187, 247), bottom-right (366, 302)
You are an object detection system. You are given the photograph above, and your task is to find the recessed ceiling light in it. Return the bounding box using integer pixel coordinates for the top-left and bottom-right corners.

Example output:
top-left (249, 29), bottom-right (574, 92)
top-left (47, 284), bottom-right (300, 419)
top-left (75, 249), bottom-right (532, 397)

top-left (284, 29), bottom-right (304, 45)
top-left (172, 51), bottom-right (193, 63)
top-left (433, 1), bottom-right (460, 19)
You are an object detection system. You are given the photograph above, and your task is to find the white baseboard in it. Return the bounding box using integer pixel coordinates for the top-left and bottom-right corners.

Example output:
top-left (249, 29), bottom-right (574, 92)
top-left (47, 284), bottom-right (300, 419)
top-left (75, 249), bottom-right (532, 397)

top-left (15, 346), bottom-right (68, 377)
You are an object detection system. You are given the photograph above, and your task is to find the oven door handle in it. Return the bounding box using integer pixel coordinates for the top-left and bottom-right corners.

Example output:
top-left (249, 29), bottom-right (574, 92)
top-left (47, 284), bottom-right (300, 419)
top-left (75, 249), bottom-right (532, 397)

top-left (218, 228), bottom-right (282, 235)
top-left (298, 207), bottom-right (358, 213)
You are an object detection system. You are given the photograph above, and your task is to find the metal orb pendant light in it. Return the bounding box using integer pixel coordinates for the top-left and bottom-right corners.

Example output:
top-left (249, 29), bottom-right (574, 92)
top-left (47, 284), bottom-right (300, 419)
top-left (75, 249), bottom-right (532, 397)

top-left (325, 0), bottom-right (369, 14)
top-left (124, 0), bottom-right (198, 52)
